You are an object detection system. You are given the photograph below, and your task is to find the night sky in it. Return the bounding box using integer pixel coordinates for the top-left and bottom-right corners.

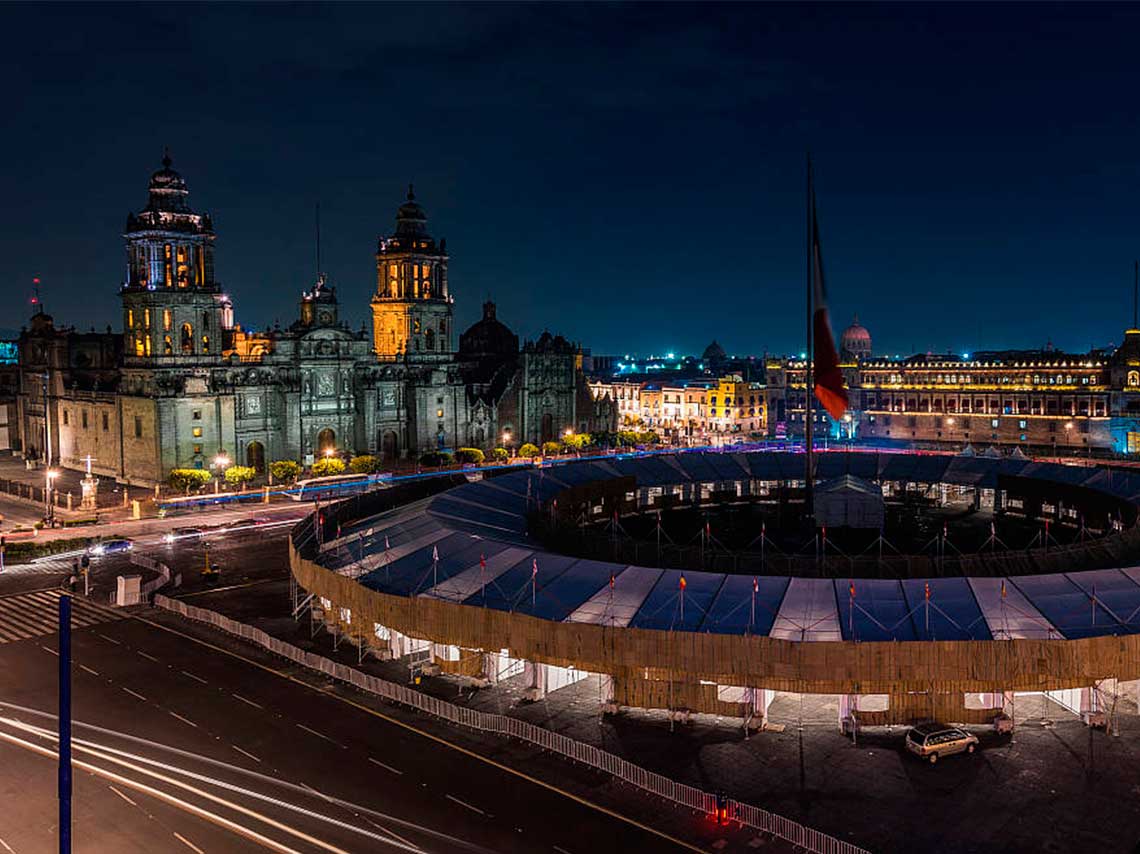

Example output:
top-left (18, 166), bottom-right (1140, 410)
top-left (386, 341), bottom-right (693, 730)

top-left (3, 3), bottom-right (1140, 359)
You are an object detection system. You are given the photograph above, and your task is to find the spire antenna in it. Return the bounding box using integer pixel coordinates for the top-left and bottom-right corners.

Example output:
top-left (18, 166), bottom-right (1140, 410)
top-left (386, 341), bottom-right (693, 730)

top-left (162, 146), bottom-right (172, 169)
top-left (1134, 260), bottom-right (1138, 330)
top-left (315, 202), bottom-right (322, 278)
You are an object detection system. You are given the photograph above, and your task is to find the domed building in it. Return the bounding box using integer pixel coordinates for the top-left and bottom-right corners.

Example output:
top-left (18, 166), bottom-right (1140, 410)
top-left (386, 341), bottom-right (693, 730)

top-left (459, 300), bottom-right (518, 358)
top-left (840, 315), bottom-right (872, 361)
top-left (13, 158), bottom-right (612, 485)
top-left (701, 340), bottom-right (728, 370)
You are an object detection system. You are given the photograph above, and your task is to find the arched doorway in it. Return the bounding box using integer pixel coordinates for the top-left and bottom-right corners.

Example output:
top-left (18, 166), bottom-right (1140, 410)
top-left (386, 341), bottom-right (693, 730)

top-left (474, 427), bottom-right (485, 448)
top-left (316, 428), bottom-right (336, 454)
top-left (540, 413), bottom-right (554, 444)
top-left (380, 430), bottom-right (398, 462)
top-left (245, 440), bottom-right (265, 473)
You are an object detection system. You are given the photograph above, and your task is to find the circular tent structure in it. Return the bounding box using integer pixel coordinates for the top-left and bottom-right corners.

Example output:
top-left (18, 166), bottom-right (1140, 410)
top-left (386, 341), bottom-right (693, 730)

top-left (290, 451), bottom-right (1140, 728)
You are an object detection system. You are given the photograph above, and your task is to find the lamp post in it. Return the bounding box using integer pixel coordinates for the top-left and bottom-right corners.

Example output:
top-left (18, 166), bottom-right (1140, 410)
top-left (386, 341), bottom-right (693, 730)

top-left (502, 429), bottom-right (512, 458)
top-left (1064, 421), bottom-right (1074, 457)
top-left (213, 452), bottom-right (230, 494)
top-left (45, 469), bottom-right (58, 527)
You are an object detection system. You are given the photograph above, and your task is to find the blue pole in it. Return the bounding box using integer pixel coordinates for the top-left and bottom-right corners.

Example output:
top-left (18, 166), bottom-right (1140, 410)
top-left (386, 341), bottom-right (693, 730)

top-left (58, 592), bottom-right (71, 854)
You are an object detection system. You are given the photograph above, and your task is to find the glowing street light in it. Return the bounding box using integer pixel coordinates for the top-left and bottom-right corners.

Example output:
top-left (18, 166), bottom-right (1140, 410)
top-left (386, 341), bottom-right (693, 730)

top-left (45, 468), bottom-right (59, 526)
top-left (323, 447), bottom-right (336, 458)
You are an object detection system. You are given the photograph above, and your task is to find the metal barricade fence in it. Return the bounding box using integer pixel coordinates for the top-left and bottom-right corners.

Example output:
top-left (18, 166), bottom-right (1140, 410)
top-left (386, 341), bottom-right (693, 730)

top-left (152, 594), bottom-right (869, 854)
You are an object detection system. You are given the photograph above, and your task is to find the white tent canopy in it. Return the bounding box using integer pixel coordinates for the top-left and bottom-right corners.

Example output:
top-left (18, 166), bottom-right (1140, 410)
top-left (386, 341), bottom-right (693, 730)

top-left (813, 474), bottom-right (885, 529)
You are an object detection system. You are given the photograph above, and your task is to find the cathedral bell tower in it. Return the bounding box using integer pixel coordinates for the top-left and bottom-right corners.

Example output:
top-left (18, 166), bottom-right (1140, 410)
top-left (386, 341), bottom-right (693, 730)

top-left (121, 153), bottom-right (229, 363)
top-left (371, 186), bottom-right (453, 362)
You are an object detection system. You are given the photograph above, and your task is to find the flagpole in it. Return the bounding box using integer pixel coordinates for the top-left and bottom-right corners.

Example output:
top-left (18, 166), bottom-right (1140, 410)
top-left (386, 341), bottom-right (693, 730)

top-left (805, 153), bottom-right (815, 520)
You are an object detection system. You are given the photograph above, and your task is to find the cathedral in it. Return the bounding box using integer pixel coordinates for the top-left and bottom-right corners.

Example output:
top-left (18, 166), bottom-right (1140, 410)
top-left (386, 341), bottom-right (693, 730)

top-left (15, 157), bottom-right (612, 485)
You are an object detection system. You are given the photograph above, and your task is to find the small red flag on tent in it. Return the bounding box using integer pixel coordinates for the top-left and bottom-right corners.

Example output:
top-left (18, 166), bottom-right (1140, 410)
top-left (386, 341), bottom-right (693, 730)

top-left (849, 580), bottom-right (856, 599)
top-left (810, 188), bottom-right (848, 420)
top-left (609, 572), bottom-right (615, 590)
top-left (752, 577), bottom-right (759, 594)
top-left (924, 582), bottom-right (930, 601)
top-left (679, 575), bottom-right (687, 592)
top-left (532, 558), bottom-right (538, 579)
top-left (1000, 579), bottom-right (1006, 598)
top-left (480, 553), bottom-right (486, 570)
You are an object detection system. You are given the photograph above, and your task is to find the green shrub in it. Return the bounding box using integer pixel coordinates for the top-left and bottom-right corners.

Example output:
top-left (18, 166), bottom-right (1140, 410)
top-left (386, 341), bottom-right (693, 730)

top-left (269, 460), bottom-right (302, 482)
top-left (224, 465), bottom-right (257, 487)
top-left (311, 457), bottom-right (346, 477)
top-left (349, 455), bottom-right (379, 474)
top-left (419, 450), bottom-right (454, 467)
top-left (542, 441), bottom-right (562, 456)
top-left (562, 432), bottom-right (591, 451)
top-left (455, 447), bottom-right (485, 465)
top-left (490, 447), bottom-right (510, 462)
top-left (169, 468), bottom-right (212, 494)
top-left (518, 443), bottom-right (540, 459)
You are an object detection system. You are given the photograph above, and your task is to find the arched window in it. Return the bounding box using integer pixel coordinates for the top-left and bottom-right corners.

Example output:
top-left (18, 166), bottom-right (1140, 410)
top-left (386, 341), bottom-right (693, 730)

top-left (163, 309), bottom-right (172, 331)
top-left (1129, 371), bottom-right (1139, 388)
top-left (425, 329), bottom-right (435, 351)
top-left (181, 323), bottom-right (193, 354)
top-left (163, 335), bottom-right (173, 355)
top-left (202, 334), bottom-right (210, 353)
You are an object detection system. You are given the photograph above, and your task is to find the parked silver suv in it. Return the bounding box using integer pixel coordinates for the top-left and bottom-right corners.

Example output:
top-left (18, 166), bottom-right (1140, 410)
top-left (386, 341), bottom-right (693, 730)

top-left (905, 722), bottom-right (978, 764)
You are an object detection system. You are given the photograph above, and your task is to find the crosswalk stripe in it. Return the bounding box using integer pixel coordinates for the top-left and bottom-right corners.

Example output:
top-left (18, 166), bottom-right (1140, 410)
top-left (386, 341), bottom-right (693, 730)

top-left (0, 590), bottom-right (125, 645)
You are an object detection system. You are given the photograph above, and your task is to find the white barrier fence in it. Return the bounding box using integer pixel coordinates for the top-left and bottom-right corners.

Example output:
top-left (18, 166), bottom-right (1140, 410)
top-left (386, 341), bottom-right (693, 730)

top-left (152, 594), bottom-right (870, 854)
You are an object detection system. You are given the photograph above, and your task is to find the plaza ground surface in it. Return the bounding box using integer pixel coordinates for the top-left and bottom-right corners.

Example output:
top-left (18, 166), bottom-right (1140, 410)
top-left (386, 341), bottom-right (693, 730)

top-left (6, 517), bottom-right (1140, 852)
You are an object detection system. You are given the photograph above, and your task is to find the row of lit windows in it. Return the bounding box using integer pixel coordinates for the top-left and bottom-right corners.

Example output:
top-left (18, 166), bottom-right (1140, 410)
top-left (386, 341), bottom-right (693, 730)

top-left (868, 372), bottom-right (1099, 387)
top-left (133, 242), bottom-right (205, 289)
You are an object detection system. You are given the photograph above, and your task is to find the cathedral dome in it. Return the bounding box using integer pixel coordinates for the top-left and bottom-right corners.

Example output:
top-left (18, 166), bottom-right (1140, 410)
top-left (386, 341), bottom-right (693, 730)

top-left (459, 300), bottom-right (518, 358)
top-left (840, 315), bottom-right (872, 359)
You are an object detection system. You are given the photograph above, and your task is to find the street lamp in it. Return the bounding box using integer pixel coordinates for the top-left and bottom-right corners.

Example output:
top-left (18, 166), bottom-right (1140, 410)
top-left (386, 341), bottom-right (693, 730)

top-left (501, 429), bottom-right (512, 457)
top-left (213, 452), bottom-right (230, 493)
top-left (323, 447), bottom-right (336, 459)
top-left (1064, 421), bottom-right (1074, 456)
top-left (45, 469), bottom-right (59, 526)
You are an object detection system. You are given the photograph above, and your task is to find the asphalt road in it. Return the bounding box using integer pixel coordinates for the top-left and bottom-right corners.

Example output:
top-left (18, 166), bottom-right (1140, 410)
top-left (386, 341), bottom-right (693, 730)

top-left (0, 597), bottom-right (712, 854)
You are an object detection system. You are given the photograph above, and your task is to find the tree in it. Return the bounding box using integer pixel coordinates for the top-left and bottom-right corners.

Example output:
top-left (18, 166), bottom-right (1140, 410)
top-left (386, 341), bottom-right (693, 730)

top-left (269, 460), bottom-right (302, 482)
top-left (563, 433), bottom-right (591, 451)
top-left (490, 447), bottom-right (510, 462)
top-left (616, 430), bottom-right (640, 447)
top-left (349, 455), bottom-right (379, 474)
top-left (542, 441), bottom-right (562, 456)
top-left (419, 450), bottom-right (454, 468)
top-left (518, 443), bottom-right (540, 459)
top-left (224, 465), bottom-right (257, 488)
top-left (169, 468), bottom-right (212, 494)
top-left (454, 447), bottom-right (485, 465)
top-left (312, 457), bottom-right (346, 477)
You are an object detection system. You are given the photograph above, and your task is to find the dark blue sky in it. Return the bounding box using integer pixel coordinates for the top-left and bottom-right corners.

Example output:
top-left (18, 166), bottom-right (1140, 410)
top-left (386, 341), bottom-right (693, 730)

top-left (3, 3), bottom-right (1139, 358)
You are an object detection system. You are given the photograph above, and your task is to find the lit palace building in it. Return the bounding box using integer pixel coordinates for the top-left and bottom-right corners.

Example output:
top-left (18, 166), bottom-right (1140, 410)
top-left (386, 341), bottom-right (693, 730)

top-left (14, 157), bottom-right (612, 484)
top-left (592, 316), bottom-right (1140, 455)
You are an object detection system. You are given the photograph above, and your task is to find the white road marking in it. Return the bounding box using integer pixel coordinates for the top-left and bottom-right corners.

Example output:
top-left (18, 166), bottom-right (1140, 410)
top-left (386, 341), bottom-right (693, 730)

top-left (108, 784), bottom-right (137, 806)
top-left (367, 757), bottom-right (403, 775)
top-left (231, 745), bottom-right (261, 763)
top-left (173, 832), bottom-right (206, 854)
top-left (40, 645), bottom-right (58, 656)
top-left (79, 665), bottom-right (99, 677)
top-left (0, 835), bottom-right (15, 853)
top-left (445, 794), bottom-right (485, 815)
top-left (121, 687), bottom-right (147, 702)
top-left (169, 711), bottom-right (197, 728)
top-left (180, 670), bottom-right (208, 685)
top-left (138, 650), bottom-right (159, 662)
top-left (295, 723), bottom-right (345, 748)
top-left (232, 693), bottom-right (263, 709)
top-left (97, 633), bottom-right (121, 645)
top-left (553, 846), bottom-right (572, 854)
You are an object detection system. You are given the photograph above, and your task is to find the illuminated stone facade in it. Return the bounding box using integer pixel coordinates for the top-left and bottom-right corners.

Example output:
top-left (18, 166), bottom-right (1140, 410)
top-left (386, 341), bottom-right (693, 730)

top-left (15, 158), bottom-right (599, 484)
